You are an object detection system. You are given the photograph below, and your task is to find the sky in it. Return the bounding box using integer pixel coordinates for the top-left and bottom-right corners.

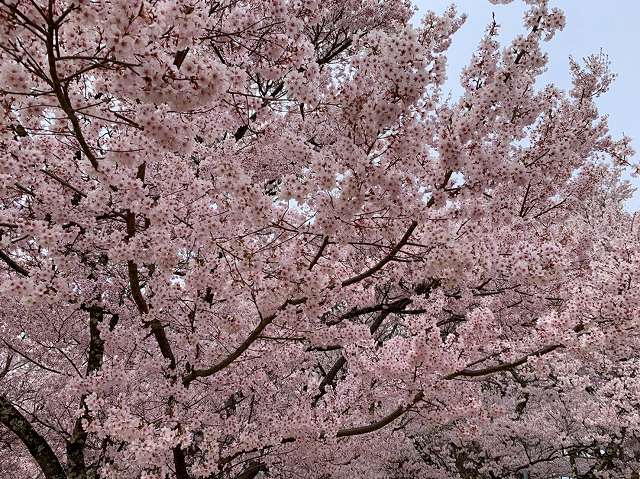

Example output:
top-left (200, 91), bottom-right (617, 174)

top-left (412, 0), bottom-right (640, 210)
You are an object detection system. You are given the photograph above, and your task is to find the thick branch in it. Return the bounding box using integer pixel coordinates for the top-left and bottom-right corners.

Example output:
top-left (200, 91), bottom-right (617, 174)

top-left (317, 37), bottom-right (353, 65)
top-left (443, 344), bottom-right (564, 380)
top-left (0, 353), bottom-right (13, 381)
top-left (183, 312), bottom-right (274, 386)
top-left (342, 221), bottom-right (418, 287)
top-left (313, 356), bottom-right (346, 405)
top-left (368, 297), bottom-right (412, 334)
top-left (174, 48), bottom-right (189, 69)
top-left (336, 391), bottom-right (424, 438)
top-left (85, 308), bottom-right (105, 375)
top-left (173, 445), bottom-right (189, 479)
top-left (183, 298), bottom-right (305, 386)
top-left (127, 259), bottom-right (149, 315)
top-left (67, 308), bottom-right (105, 479)
top-left (0, 250), bottom-right (30, 276)
top-left (233, 462), bottom-right (266, 479)
top-left (314, 298), bottom-right (412, 404)
top-left (149, 319), bottom-right (177, 369)
top-left (309, 235), bottom-right (329, 270)
top-left (0, 395), bottom-right (67, 479)
top-left (233, 112), bottom-right (258, 141)
top-left (45, 15), bottom-right (99, 170)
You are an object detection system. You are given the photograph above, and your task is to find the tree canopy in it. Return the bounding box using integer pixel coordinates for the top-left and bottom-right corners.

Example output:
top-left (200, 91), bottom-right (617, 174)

top-left (0, 0), bottom-right (637, 477)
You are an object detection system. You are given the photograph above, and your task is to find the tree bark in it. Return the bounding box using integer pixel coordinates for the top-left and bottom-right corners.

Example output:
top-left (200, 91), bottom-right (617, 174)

top-left (67, 307), bottom-right (106, 479)
top-left (0, 395), bottom-right (67, 479)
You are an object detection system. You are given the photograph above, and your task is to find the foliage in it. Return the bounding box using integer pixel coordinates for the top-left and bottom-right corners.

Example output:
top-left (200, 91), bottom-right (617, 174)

top-left (0, 0), bottom-right (637, 477)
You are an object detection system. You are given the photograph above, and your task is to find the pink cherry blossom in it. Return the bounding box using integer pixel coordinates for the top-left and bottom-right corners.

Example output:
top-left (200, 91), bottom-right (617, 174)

top-left (0, 0), bottom-right (637, 478)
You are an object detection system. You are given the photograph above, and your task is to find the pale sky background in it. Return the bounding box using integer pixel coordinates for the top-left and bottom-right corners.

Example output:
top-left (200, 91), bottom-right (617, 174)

top-left (413, 0), bottom-right (640, 210)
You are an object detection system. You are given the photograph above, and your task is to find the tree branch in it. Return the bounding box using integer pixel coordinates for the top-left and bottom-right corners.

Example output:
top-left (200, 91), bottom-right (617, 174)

top-left (45, 14), bottom-right (99, 170)
top-left (0, 250), bottom-right (30, 276)
top-left (183, 312), bottom-right (274, 386)
top-left (336, 391), bottom-right (424, 438)
top-left (314, 298), bottom-right (412, 405)
top-left (309, 235), bottom-right (329, 271)
top-left (41, 168), bottom-right (87, 198)
top-left (443, 344), bottom-right (564, 380)
top-left (317, 37), bottom-right (353, 65)
top-left (0, 353), bottom-right (13, 381)
top-left (233, 462), bottom-right (266, 479)
top-left (0, 395), bottom-right (66, 479)
top-left (67, 307), bottom-right (105, 479)
top-left (342, 221), bottom-right (418, 287)
top-left (183, 298), bottom-right (305, 386)
top-left (313, 356), bottom-right (346, 405)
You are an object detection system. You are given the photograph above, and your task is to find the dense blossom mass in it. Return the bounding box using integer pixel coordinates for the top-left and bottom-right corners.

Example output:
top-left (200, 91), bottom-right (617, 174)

top-left (0, 0), bottom-right (638, 477)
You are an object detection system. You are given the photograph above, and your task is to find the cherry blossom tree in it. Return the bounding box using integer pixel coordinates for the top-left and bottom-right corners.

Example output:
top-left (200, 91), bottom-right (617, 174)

top-left (0, 0), bottom-right (637, 477)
